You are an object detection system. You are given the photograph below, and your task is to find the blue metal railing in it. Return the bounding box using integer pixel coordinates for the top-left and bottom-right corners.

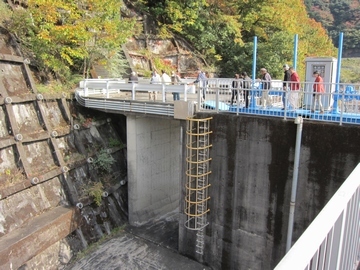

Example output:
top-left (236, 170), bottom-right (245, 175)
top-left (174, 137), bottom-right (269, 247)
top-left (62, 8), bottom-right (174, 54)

top-left (76, 78), bottom-right (360, 125)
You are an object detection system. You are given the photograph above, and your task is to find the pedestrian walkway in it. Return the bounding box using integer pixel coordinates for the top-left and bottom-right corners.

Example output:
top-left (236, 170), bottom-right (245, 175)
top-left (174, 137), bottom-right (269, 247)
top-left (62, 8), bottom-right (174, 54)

top-left (76, 78), bottom-right (360, 125)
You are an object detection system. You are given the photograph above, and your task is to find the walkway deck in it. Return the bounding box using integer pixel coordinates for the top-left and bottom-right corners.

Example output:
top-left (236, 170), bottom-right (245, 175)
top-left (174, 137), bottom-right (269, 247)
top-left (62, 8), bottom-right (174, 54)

top-left (75, 79), bottom-right (360, 125)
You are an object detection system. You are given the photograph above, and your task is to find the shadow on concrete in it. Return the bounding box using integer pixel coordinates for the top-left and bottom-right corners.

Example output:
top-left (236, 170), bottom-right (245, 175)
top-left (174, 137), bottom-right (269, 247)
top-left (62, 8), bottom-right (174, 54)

top-left (67, 212), bottom-right (210, 270)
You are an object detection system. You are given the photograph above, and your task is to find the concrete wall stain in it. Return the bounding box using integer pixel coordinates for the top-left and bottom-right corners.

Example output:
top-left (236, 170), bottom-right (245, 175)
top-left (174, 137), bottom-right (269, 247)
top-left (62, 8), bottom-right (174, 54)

top-left (181, 113), bottom-right (360, 270)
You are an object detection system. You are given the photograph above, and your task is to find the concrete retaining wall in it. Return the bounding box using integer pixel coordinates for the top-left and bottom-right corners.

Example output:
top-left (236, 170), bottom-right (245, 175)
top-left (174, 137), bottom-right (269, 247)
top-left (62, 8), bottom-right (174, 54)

top-left (179, 113), bottom-right (360, 269)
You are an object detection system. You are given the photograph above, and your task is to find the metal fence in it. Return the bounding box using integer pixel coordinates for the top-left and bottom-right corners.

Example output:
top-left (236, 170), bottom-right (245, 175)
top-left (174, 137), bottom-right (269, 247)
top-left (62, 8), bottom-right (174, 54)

top-left (274, 163), bottom-right (360, 270)
top-left (198, 79), bottom-right (360, 125)
top-left (76, 78), bottom-right (360, 125)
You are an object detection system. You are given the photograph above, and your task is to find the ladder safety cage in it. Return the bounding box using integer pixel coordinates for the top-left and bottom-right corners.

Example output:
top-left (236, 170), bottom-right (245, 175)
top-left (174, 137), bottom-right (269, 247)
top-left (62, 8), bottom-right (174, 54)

top-left (184, 117), bottom-right (213, 256)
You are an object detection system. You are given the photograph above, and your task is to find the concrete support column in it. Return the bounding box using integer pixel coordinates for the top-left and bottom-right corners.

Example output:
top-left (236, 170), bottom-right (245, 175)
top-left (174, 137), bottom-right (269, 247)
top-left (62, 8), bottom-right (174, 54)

top-left (127, 115), bottom-right (182, 226)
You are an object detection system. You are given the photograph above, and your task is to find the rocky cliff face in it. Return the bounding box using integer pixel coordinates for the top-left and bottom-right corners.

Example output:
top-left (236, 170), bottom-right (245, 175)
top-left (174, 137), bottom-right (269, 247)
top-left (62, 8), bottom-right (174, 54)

top-left (0, 27), bottom-right (129, 269)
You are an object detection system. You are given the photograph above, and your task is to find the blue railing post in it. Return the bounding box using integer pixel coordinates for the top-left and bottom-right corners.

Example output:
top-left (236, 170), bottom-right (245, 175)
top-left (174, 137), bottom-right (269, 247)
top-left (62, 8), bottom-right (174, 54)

top-left (250, 36), bottom-right (257, 109)
top-left (332, 32), bottom-right (343, 114)
top-left (293, 34), bottom-right (298, 70)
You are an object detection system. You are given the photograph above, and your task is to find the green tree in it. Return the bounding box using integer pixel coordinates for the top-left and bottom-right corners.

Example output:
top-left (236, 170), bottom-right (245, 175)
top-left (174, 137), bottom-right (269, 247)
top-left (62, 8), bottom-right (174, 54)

top-left (141, 0), bottom-right (336, 77)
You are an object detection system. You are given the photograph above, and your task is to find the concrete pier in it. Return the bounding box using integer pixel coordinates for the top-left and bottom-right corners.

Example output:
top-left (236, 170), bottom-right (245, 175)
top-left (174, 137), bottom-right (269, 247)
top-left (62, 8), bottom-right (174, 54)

top-left (127, 115), bottom-right (183, 225)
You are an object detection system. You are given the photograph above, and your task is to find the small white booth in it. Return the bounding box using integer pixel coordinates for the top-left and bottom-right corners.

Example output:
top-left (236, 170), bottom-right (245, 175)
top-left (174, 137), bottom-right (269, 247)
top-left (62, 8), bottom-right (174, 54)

top-left (304, 57), bottom-right (337, 110)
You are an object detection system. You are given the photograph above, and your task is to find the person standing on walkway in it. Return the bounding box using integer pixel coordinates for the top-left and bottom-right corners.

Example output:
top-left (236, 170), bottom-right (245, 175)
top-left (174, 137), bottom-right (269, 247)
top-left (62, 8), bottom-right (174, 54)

top-left (288, 67), bottom-right (300, 110)
top-left (282, 64), bottom-right (291, 109)
top-left (260, 68), bottom-right (272, 108)
top-left (149, 70), bottom-right (161, 101)
top-left (231, 73), bottom-right (241, 105)
top-left (129, 71), bottom-right (138, 83)
top-left (171, 71), bottom-right (181, 101)
top-left (193, 69), bottom-right (208, 101)
top-left (161, 70), bottom-right (172, 102)
top-left (312, 70), bottom-right (325, 113)
top-left (241, 72), bottom-right (251, 108)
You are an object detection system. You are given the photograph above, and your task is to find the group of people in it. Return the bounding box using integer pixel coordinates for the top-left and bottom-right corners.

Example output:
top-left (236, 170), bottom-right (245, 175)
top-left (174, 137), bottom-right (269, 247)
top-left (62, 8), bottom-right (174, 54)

top-left (191, 66), bottom-right (324, 112)
top-left (149, 70), bottom-right (184, 101)
top-left (230, 72), bottom-right (251, 108)
top-left (129, 70), bottom-right (182, 101)
top-left (129, 65), bottom-right (326, 112)
top-left (281, 64), bottom-right (325, 112)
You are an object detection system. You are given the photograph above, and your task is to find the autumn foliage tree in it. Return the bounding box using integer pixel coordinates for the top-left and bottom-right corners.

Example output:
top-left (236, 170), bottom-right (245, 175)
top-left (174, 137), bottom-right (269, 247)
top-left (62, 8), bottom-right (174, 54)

top-left (1, 0), bottom-right (139, 82)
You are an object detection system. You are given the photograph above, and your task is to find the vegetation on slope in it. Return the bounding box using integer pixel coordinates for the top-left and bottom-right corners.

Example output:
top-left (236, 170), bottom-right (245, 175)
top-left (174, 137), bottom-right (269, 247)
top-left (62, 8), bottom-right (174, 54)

top-left (131, 0), bottom-right (336, 79)
top-left (0, 0), bottom-right (337, 84)
top-left (0, 0), bottom-right (139, 85)
top-left (305, 0), bottom-right (360, 55)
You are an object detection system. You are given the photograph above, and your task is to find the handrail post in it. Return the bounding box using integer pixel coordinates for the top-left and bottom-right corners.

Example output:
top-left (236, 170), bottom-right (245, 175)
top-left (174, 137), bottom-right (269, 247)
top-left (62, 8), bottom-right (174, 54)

top-left (283, 86), bottom-right (288, 120)
top-left (84, 79), bottom-right (88, 97)
top-left (339, 91), bottom-right (344, 126)
top-left (250, 80), bottom-right (256, 109)
top-left (131, 83), bottom-right (136, 100)
top-left (197, 83), bottom-right (201, 110)
top-left (236, 88), bottom-right (240, 115)
top-left (106, 80), bottom-right (110, 99)
top-left (184, 84), bottom-right (187, 101)
top-left (215, 88), bottom-right (219, 113)
top-left (162, 84), bottom-right (166, 102)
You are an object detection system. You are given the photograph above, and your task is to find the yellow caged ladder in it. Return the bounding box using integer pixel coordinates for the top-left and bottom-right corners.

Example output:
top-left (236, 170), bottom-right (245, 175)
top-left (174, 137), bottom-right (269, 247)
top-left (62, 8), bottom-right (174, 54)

top-left (184, 117), bottom-right (212, 255)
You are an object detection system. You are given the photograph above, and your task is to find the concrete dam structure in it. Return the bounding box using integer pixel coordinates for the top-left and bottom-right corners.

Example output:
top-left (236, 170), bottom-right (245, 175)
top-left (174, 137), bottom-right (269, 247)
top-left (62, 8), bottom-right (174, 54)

top-left (1, 28), bottom-right (360, 269)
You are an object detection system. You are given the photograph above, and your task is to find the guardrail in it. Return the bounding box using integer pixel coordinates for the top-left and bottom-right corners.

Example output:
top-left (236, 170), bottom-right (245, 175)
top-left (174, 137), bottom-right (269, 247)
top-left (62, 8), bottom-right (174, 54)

top-left (76, 78), bottom-right (360, 124)
top-left (79, 78), bottom-right (195, 102)
top-left (274, 163), bottom-right (360, 270)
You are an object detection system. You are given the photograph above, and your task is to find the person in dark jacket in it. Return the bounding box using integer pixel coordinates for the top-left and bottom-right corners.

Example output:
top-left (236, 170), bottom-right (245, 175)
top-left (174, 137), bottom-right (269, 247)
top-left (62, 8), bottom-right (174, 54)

top-left (282, 64), bottom-right (291, 109)
top-left (231, 73), bottom-right (241, 105)
top-left (129, 71), bottom-right (138, 83)
top-left (241, 72), bottom-right (251, 108)
top-left (260, 68), bottom-right (272, 108)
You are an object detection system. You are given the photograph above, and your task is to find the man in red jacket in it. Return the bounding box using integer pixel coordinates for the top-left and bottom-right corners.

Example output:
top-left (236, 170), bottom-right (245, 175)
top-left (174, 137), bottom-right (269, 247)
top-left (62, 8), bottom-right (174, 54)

top-left (312, 70), bottom-right (325, 113)
top-left (288, 67), bottom-right (300, 110)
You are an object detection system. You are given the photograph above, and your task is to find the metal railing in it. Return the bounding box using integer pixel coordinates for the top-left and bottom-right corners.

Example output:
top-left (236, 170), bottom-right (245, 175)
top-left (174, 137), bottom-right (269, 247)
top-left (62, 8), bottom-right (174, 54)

top-left (275, 163), bottom-right (360, 270)
top-left (76, 78), bottom-right (360, 124)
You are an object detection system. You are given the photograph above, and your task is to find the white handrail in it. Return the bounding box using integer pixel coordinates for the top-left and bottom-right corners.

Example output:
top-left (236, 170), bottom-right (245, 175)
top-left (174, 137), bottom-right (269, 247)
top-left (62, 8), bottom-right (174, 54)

top-left (275, 163), bottom-right (360, 270)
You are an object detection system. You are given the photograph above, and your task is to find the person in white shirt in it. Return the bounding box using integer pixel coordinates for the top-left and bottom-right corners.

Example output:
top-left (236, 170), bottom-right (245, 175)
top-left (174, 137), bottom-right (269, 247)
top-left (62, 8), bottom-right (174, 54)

top-left (161, 70), bottom-right (171, 101)
top-left (171, 71), bottom-right (181, 100)
top-left (149, 70), bottom-right (161, 101)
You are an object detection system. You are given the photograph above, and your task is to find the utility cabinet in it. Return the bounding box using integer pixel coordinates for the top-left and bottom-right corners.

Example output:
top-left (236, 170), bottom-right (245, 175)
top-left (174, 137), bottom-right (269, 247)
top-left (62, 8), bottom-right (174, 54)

top-left (304, 57), bottom-right (337, 110)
